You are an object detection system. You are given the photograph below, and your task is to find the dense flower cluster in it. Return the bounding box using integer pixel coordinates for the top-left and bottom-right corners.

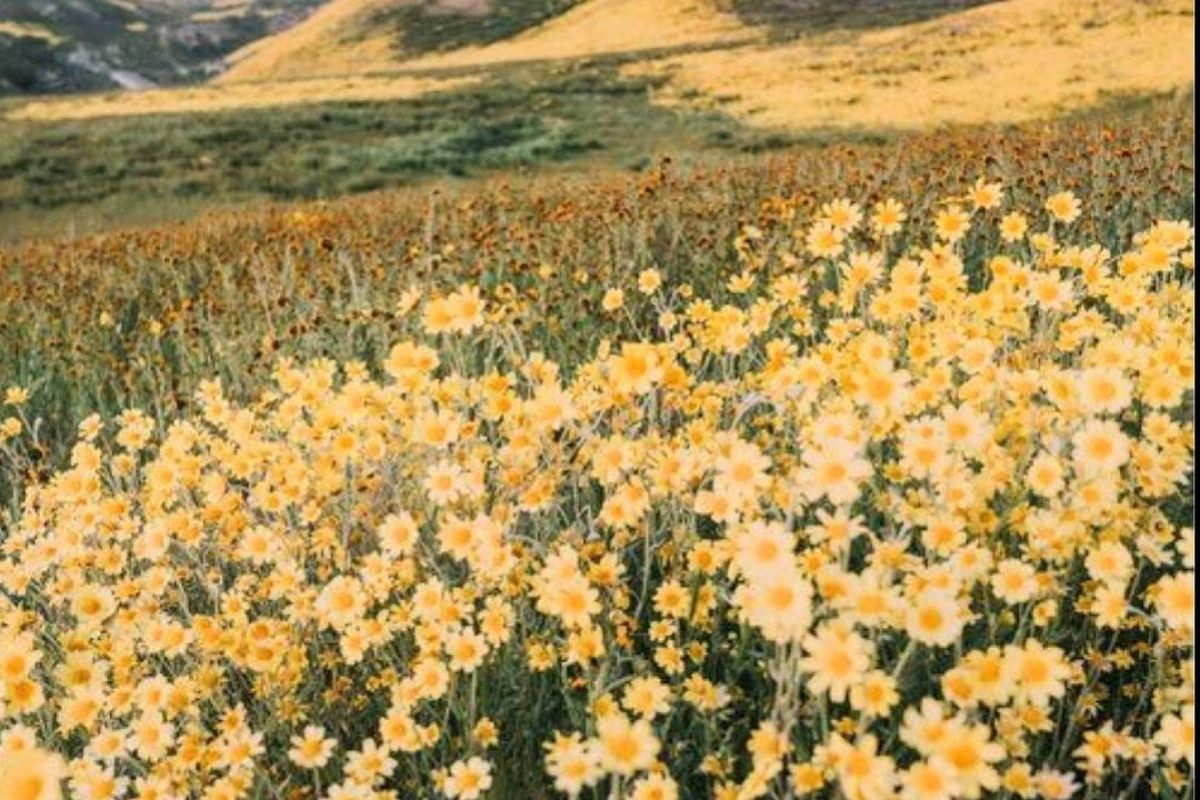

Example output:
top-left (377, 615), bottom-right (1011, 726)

top-left (1, 189), bottom-right (1194, 800)
top-left (1, 102), bottom-right (1192, 473)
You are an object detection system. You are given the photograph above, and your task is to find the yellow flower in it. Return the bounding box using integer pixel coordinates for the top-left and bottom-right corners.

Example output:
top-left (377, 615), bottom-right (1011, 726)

top-left (798, 437), bottom-right (872, 505)
top-left (970, 178), bottom-right (1004, 211)
top-left (444, 629), bottom-right (489, 673)
top-left (899, 759), bottom-right (959, 800)
top-left (629, 772), bottom-right (678, 800)
top-left (638, 269), bottom-right (663, 295)
top-left (714, 439), bottom-right (771, 502)
top-left (544, 733), bottom-right (602, 797)
top-left (0, 747), bottom-right (64, 800)
top-left (443, 756), bottom-right (492, 800)
top-left (1155, 704), bottom-right (1195, 765)
top-left (850, 671), bottom-right (900, 717)
top-left (1152, 573), bottom-right (1195, 631)
top-left (789, 762), bottom-right (826, 794)
top-left (1084, 541), bottom-right (1133, 587)
top-left (801, 623), bottom-right (872, 702)
top-left (4, 386), bottom-right (28, 406)
top-left (1035, 770), bottom-right (1080, 800)
top-left (872, 199), bottom-right (906, 235)
top-left (595, 713), bottom-right (660, 776)
top-left (735, 565), bottom-right (814, 644)
top-left (1025, 451), bottom-right (1065, 498)
top-left (421, 285), bottom-right (485, 336)
top-left (601, 288), bottom-right (625, 312)
top-left (1045, 191), bottom-right (1082, 223)
top-left (608, 342), bottom-right (662, 395)
top-left (828, 734), bottom-right (895, 800)
top-left (621, 677), bottom-right (672, 720)
top-left (472, 718), bottom-right (499, 748)
top-left (900, 699), bottom-right (953, 756)
top-left (1072, 418), bottom-right (1131, 476)
top-left (1078, 367), bottom-right (1132, 415)
top-left (905, 590), bottom-right (967, 647)
top-left (934, 205), bottom-right (971, 243)
top-left (377, 511), bottom-right (420, 556)
top-left (315, 576), bottom-right (368, 629)
top-left (991, 559), bottom-right (1039, 604)
top-left (934, 720), bottom-right (1005, 796)
top-left (806, 220), bottom-right (845, 259)
top-left (1004, 640), bottom-right (1071, 706)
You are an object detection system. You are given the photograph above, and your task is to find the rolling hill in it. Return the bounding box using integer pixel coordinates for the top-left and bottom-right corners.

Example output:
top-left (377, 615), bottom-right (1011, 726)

top-left (625, 0), bottom-right (1196, 130)
top-left (219, 0), bottom-right (589, 83)
top-left (218, 0), bottom-right (748, 83)
top-left (9, 0), bottom-right (1193, 132)
top-left (220, 0), bottom-right (1011, 84)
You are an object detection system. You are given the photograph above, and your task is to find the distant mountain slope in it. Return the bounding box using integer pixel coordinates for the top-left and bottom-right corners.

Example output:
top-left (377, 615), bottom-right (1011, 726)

top-left (0, 0), bottom-right (323, 95)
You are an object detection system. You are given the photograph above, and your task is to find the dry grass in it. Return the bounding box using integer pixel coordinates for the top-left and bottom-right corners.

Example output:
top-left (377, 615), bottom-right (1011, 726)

top-left (104, 0), bottom-right (143, 14)
top-left (6, 73), bottom-right (478, 120)
top-left (206, 0), bottom-right (1195, 134)
top-left (0, 20), bottom-right (63, 44)
top-left (220, 0), bottom-right (752, 82)
top-left (627, 0), bottom-right (1194, 130)
top-left (402, 0), bottom-right (750, 70)
top-left (191, 4), bottom-right (253, 23)
top-left (219, 0), bottom-right (416, 83)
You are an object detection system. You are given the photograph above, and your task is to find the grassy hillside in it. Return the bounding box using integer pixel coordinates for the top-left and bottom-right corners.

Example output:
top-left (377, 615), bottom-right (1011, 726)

top-left (220, 0), bottom-right (751, 83)
top-left (721, 0), bottom-right (993, 31)
top-left (218, 0), bottom-right (998, 85)
top-left (0, 61), bottom-right (794, 240)
top-left (376, 0), bottom-right (582, 55)
top-left (12, 0), bottom-right (1192, 131)
top-left (6, 71), bottom-right (478, 120)
top-left (628, 0), bottom-right (1195, 131)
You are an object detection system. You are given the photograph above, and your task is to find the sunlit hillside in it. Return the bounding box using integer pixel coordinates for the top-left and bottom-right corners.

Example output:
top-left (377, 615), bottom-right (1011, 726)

top-left (5, 0), bottom-right (1192, 132)
top-left (220, 0), bottom-right (748, 83)
top-left (216, 0), bottom-right (405, 84)
top-left (7, 73), bottom-right (477, 120)
top-left (399, 0), bottom-right (750, 71)
top-left (628, 0), bottom-right (1196, 130)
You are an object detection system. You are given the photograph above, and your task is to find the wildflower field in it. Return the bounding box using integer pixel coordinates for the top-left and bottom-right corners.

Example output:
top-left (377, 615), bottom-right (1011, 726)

top-left (0, 98), bottom-right (1194, 800)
